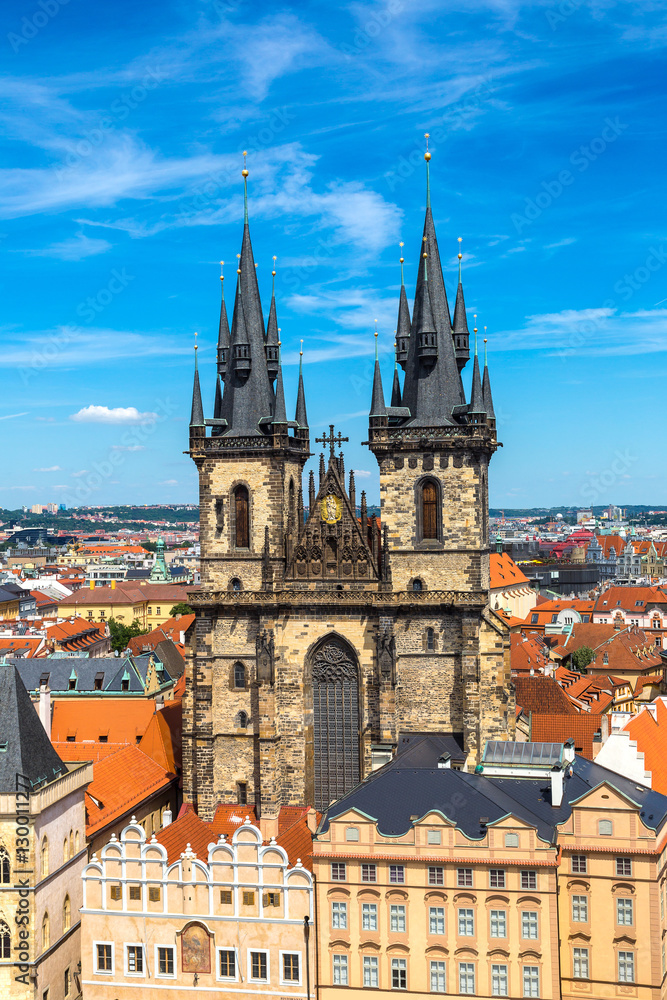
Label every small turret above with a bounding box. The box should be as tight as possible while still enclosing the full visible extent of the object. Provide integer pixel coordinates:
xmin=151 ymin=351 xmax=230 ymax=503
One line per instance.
xmin=217 ymin=262 xmax=230 ymax=380
xmin=295 ymin=339 xmax=309 ymax=443
xmin=416 ymin=252 xmax=438 ymax=365
xmin=369 ymin=326 xmax=387 ymax=427
xmin=453 ymin=238 xmax=470 ymax=372
xmin=395 ymin=243 xmax=411 ymax=369
xmin=482 ymin=333 xmax=496 ymax=426
xmin=189 ymin=335 xmax=205 ymax=446
xmin=265 ymin=256 xmax=280 ymax=381
xmin=469 ymin=321 xmax=485 ymax=419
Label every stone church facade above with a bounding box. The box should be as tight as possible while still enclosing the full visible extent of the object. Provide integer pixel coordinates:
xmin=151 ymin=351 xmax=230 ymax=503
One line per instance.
xmin=184 ymin=153 xmax=514 ymax=821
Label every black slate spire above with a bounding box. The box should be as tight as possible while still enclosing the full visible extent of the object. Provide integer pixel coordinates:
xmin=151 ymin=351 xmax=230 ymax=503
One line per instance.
xmin=453 ymin=241 xmax=471 ymax=373
xmin=469 ymin=326 xmax=485 ymax=416
xmin=0 ymin=661 xmax=66 ymax=793
xmin=370 ymin=330 xmax=386 ymax=418
xmin=217 ymin=266 xmax=230 ymax=380
xmin=482 ymin=334 xmax=496 ymax=423
xmin=395 ymin=245 xmax=411 ymax=369
xmin=190 ymin=338 xmax=204 ymax=428
xmin=211 ymin=374 xmax=223 ymax=436
xmin=390 ymin=359 xmax=402 ymax=407
xmin=295 ymin=341 xmax=308 ymax=430
xmin=273 ymin=349 xmax=287 ymax=424
xmin=265 ymin=257 xmax=280 ymax=382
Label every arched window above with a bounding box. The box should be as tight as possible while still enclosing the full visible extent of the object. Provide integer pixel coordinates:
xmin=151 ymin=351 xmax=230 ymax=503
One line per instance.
xmin=426 ymin=628 xmax=434 ymax=651
xmin=41 ymin=911 xmax=49 ymax=950
xmin=422 ymin=480 xmax=438 ymax=539
xmin=234 ymin=485 xmax=249 ymax=548
xmin=69 ymin=830 xmax=74 ymax=856
xmin=75 ymin=831 xmax=80 ymax=853
xmin=413 ymin=578 xmax=423 ymax=593
xmin=63 ymin=837 xmax=69 ymax=862
xmin=231 ymin=577 xmax=242 ymax=592
xmin=0 ymin=848 xmax=9 ymax=883
xmin=234 ymin=662 xmax=246 ymax=689
xmin=599 ymin=819 xmax=613 ymax=836
xmin=41 ymin=836 xmax=49 ymax=877
xmin=236 ymin=711 xmax=249 ymax=729
xmin=63 ymin=895 xmax=71 ymax=932
xmin=0 ymin=920 xmax=9 ymax=959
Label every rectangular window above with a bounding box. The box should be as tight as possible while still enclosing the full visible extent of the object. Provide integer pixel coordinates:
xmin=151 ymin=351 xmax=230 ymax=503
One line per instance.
xmin=109 ymin=885 xmax=121 ymax=901
xmin=428 ymin=866 xmax=444 ymax=885
xmin=430 ymin=960 xmax=446 ymax=993
xmin=618 ymin=952 xmax=635 ymax=984
xmin=362 ymin=863 xmax=377 ymax=883
xmin=283 ymin=954 xmax=300 ymax=983
xmin=523 ymin=966 xmax=540 ymax=997
xmin=219 ymin=950 xmax=236 ymax=979
xmin=363 ymin=956 xmax=379 ymax=988
xmin=362 ymin=902 xmax=377 ymax=931
xmin=459 ymin=962 xmax=475 ymax=995
xmin=331 ymin=862 xmax=346 ymax=881
xmin=492 ymin=963 xmax=508 ymax=997
xmin=332 ymin=901 xmax=347 ymax=930
xmin=427 ymin=829 xmax=441 ymax=845
xmin=458 ymin=908 xmax=474 ymax=936
xmin=571 ymin=855 xmax=587 ymax=874
xmin=129 ymin=884 xmax=141 ymax=901
xmin=389 ymin=865 xmax=405 ymax=884
xmin=250 ymin=952 xmax=268 ymax=982
xmin=263 ymin=891 xmax=280 ymax=907
xmin=572 ymin=895 xmax=588 ymax=922
xmin=521 ymin=870 xmax=537 ymax=890
xmin=148 ymin=886 xmax=161 ymax=903
xmin=457 ymin=867 xmax=473 ymax=887
xmin=521 ymin=911 xmax=538 ymax=939
xmin=157 ymin=947 xmax=174 ymax=976
xmin=490 ymin=868 xmax=506 ymax=888
xmin=242 ymin=890 xmax=255 ymax=906
xmin=96 ymin=944 xmax=112 ymax=973
xmin=573 ymin=948 xmax=589 ymax=979
xmin=617 ymin=898 xmax=634 ymax=926
xmin=390 ymin=904 xmax=406 ymax=932
xmin=490 ymin=909 xmax=507 ymax=938
xmin=220 ymin=889 xmax=232 ymax=905
xmin=127 ymin=945 xmax=143 ymax=974
xmin=64 ymin=969 xmax=70 ymax=998
xmin=333 ymin=955 xmax=348 ymax=986
xmin=616 ymin=857 xmax=632 ymax=877
xmin=346 ymin=827 xmax=359 ymax=841
xmin=391 ymin=958 xmax=407 ymax=990
xmin=429 ymin=906 xmax=445 ymax=935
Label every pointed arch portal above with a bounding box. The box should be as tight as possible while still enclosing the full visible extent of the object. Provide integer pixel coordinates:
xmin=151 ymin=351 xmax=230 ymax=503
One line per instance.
xmin=312 ymin=638 xmax=360 ymax=811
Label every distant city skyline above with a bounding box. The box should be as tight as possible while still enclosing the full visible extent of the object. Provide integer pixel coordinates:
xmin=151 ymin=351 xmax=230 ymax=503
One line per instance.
xmin=2 ymin=0 xmax=665 ymax=508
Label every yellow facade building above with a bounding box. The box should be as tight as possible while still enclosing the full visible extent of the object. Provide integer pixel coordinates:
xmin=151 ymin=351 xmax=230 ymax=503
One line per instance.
xmin=57 ymin=583 xmax=194 ymax=629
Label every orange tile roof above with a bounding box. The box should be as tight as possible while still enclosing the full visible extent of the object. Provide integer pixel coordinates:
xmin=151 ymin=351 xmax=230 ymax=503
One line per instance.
xmin=53 ymin=742 xmax=132 ymax=762
xmin=510 ymin=634 xmax=553 ymax=674
xmin=530 ymin=713 xmax=604 ymax=759
xmin=595 ymin=586 xmax=667 ymax=613
xmin=86 ymin=744 xmax=176 ymax=836
xmin=514 ymin=675 xmax=578 ymax=715
xmin=138 ymin=701 xmax=182 ymax=775
xmin=51 ymin=698 xmax=156 ymax=744
xmin=0 ymin=636 xmax=45 ymax=657
xmin=625 ymin=699 xmax=667 ymax=794
xmin=593 ymin=534 xmax=627 ymax=558
xmin=489 ymin=552 xmax=529 ymax=590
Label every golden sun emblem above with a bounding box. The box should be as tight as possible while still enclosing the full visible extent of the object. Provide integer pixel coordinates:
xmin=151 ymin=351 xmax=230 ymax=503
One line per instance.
xmin=320 ymin=493 xmax=342 ymax=525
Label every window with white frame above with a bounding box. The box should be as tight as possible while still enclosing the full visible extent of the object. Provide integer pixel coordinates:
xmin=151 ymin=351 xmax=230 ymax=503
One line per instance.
xmin=459 ymin=962 xmax=475 ymax=995
xmin=617 ymin=898 xmax=633 ymax=926
xmin=390 ymin=904 xmax=406 ymax=933
xmin=457 ymin=867 xmax=473 ymax=887
xmin=95 ymin=943 xmax=113 ymax=974
xmin=429 ymin=906 xmax=445 ymax=934
xmin=618 ymin=952 xmax=635 ymax=983
xmin=490 ymin=909 xmax=507 ymax=937
xmin=571 ymin=895 xmax=588 ymax=922
xmin=490 ymin=868 xmax=505 ymax=888
xmin=282 ymin=953 xmax=300 ymax=984
xmin=521 ymin=870 xmax=537 ymax=889
xmin=361 ymin=863 xmax=377 ymax=883
xmin=391 ymin=957 xmax=407 ymax=990
xmin=428 ymin=866 xmax=444 ymax=885
xmin=333 ymin=954 xmax=348 ymax=985
xmin=492 ymin=963 xmax=508 ymax=996
xmin=521 ymin=911 xmax=538 ymax=939
xmin=389 ymin=865 xmax=405 ymax=884
xmin=458 ymin=908 xmax=474 ymax=936
xmin=616 ymin=857 xmax=632 ymax=877
xmin=363 ymin=955 xmax=379 ymax=988
xmin=362 ymin=902 xmax=377 ymax=931
xmin=573 ymin=948 xmax=589 ymax=979
xmin=571 ymin=855 xmax=587 ymax=874
xmin=156 ymin=946 xmax=174 ymax=977
xmin=218 ymin=949 xmax=236 ymax=979
xmin=430 ymin=960 xmax=446 ymax=993
xmin=126 ymin=945 xmax=144 ymax=975
xmin=331 ymin=862 xmax=346 ymax=881
xmin=332 ymin=901 xmax=347 ymax=930
xmin=250 ymin=951 xmax=268 ymax=982
xmin=523 ymin=965 xmax=539 ymax=997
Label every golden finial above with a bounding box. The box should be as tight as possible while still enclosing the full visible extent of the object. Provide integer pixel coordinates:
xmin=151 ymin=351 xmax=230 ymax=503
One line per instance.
xmin=422 ymin=251 xmax=428 ymax=259
xmin=241 ymin=150 xmax=249 ymax=178
xmin=300 ymin=338 xmax=303 ymax=357
xmin=424 ymin=132 xmax=431 ymax=162
xmin=220 ymin=260 xmax=224 ymax=282
xmin=236 ymin=251 xmax=241 ymax=275
xmin=272 ymin=254 xmax=277 ymax=277
xmin=473 ymin=313 xmax=478 ymax=334
xmin=457 ymin=236 xmax=463 ymax=261
xmin=422 ymin=235 xmax=427 ymax=243
xmin=399 ymin=240 xmax=404 ymax=264
xmin=194 ymin=331 xmax=198 ymax=351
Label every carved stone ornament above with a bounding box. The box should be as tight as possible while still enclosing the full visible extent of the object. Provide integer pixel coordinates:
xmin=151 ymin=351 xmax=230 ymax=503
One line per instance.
xmin=256 ymin=629 xmax=275 ymax=685
xmin=320 ymin=493 xmax=343 ymax=524
xmin=377 ymin=627 xmax=396 ymax=685
xmin=312 ymin=639 xmax=357 ymax=683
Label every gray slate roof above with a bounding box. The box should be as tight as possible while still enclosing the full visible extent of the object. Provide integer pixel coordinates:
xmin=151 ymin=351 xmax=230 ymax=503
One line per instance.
xmin=0 ymin=662 xmax=66 ymax=793
xmin=11 ymin=651 xmax=174 ymax=694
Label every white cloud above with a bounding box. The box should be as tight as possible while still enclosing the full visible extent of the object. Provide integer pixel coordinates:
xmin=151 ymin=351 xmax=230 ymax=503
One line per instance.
xmin=21 ymin=232 xmax=112 ymax=261
xmin=71 ymin=470 xmax=89 ymax=477
xmin=495 ymin=306 xmax=667 ymax=358
xmin=352 ymin=469 xmax=372 ymax=478
xmin=0 ymin=411 xmax=29 ymax=420
xmin=111 ymin=444 xmax=145 ymax=452
xmin=33 ymin=465 xmax=61 ymax=472
xmin=69 ymin=405 xmax=158 ymax=425
xmin=0 ymin=328 xmax=191 ymax=369
xmin=159 ymin=479 xmax=178 ymax=485
xmin=544 ymin=237 xmax=577 ymax=249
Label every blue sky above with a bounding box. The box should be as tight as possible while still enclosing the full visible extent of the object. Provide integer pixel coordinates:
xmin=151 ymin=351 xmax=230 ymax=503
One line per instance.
xmin=2 ymin=0 xmax=666 ymax=510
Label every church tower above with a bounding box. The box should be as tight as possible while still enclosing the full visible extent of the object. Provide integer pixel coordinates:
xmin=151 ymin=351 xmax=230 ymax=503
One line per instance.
xmin=184 ymin=149 xmax=513 ymax=822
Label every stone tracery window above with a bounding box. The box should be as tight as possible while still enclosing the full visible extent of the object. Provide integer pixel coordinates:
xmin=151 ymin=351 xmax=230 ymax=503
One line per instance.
xmin=234 ymin=486 xmax=249 ymax=548
xmin=312 ymin=638 xmax=360 ymax=811
xmin=422 ymin=480 xmax=438 ymax=539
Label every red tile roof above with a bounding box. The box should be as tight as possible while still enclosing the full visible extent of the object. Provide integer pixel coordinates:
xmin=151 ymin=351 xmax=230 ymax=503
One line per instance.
xmin=489 ymin=552 xmax=529 ymax=590
xmin=138 ymin=701 xmax=182 ymax=776
xmin=86 ymin=744 xmax=176 ymax=836
xmin=510 ymin=634 xmax=554 ymax=675
xmin=51 ymin=698 xmax=156 ymax=744
xmin=529 ymin=713 xmax=604 ymax=759
xmin=514 ymin=675 xmax=578 ymax=715
xmin=624 ymin=699 xmax=667 ymax=794
xmin=595 ymin=586 xmax=667 ymax=613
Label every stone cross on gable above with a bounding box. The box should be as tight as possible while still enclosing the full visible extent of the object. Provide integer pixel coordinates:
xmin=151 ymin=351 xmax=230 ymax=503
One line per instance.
xmin=315 ymin=424 xmax=349 ymax=458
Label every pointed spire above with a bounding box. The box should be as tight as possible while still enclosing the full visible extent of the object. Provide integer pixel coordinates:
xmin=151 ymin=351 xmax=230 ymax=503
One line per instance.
xmin=424 ymin=133 xmax=431 ymax=209
xmin=242 ymin=150 xmax=249 ymax=224
xmin=319 ymin=452 xmax=326 ymax=487
xmin=295 ymin=339 xmax=308 ymax=429
xmin=370 ymin=323 xmax=386 ymax=418
xmin=453 ymin=237 xmax=471 ymax=373
xmin=211 ymin=374 xmax=223 ymax=436
xmin=190 ymin=333 xmax=204 ymax=427
xmin=469 ymin=320 xmax=485 ymax=415
xmin=391 ymin=342 xmax=402 ymax=407
xmin=349 ymin=469 xmax=356 ymax=512
xmin=265 ymin=256 xmax=280 ymax=381
xmin=396 ymin=242 xmax=411 ymax=369
xmin=273 ymin=342 xmax=287 ymax=424
xmin=360 ymin=490 xmax=368 ymax=541
xmin=482 ymin=331 xmax=496 ymax=422
xmin=217 ymin=261 xmax=230 ymax=379
xmin=309 ymin=469 xmax=316 ymax=511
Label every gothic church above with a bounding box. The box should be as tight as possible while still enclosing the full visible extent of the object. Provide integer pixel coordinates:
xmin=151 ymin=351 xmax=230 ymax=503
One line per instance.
xmin=184 ymin=150 xmax=514 ymax=821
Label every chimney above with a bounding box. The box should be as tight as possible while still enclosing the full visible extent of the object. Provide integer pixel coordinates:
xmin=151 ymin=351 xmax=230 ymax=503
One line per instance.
xmin=563 ymin=737 xmax=575 ymax=764
xmin=38 ymin=683 xmax=51 ymax=738
xmin=305 ymin=806 xmax=318 ymax=834
xmin=550 ymin=765 xmax=564 ymax=808
xmin=161 ymin=808 xmax=172 ymax=828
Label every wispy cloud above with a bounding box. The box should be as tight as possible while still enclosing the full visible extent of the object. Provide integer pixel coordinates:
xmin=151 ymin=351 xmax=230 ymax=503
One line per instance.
xmin=111 ymin=444 xmax=145 ymax=452
xmin=69 ymin=405 xmax=159 ymax=425
xmin=0 ymin=411 xmax=29 ymax=421
xmin=495 ymin=306 xmax=667 ymax=357
xmin=33 ymin=465 xmax=61 ymax=472
xmin=20 ymin=232 xmax=112 ymax=261
xmin=0 ymin=328 xmax=191 ymax=369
